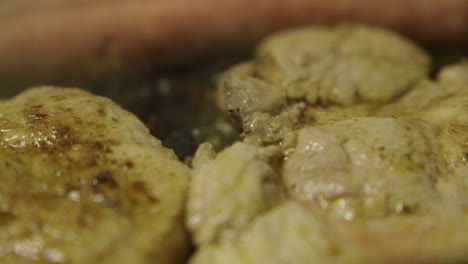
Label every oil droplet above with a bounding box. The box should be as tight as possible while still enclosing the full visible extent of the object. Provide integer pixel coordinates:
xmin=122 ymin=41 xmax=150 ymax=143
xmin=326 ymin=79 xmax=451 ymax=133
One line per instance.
xmin=68 ymin=191 xmax=80 ymax=203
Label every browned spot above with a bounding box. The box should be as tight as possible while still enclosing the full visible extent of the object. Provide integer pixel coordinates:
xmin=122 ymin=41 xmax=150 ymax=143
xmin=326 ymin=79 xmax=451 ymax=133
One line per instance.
xmin=29 ymin=113 xmax=48 ymax=120
xmin=93 ymin=171 xmax=118 ymax=188
xmin=97 ymin=108 xmax=106 ymax=116
xmin=0 ymin=211 xmax=16 ymax=225
xmin=93 ymin=142 xmax=105 ymax=150
xmin=397 ymin=203 xmax=413 ymax=214
xmin=124 ymin=160 xmax=135 ymax=169
xmin=131 ymin=181 xmax=159 ymax=203
xmin=56 ymin=125 xmax=72 ymax=138
xmin=73 ymin=116 xmax=83 ymax=125
xmin=327 ymin=243 xmax=340 ymax=256
xmin=31 ymin=104 xmax=44 ymax=109
xmin=92 ymin=141 xmax=113 ymax=153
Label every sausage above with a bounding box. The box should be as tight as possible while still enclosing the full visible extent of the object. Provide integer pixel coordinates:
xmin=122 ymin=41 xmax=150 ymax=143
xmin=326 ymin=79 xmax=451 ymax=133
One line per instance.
xmin=0 ymin=0 xmax=466 ymax=94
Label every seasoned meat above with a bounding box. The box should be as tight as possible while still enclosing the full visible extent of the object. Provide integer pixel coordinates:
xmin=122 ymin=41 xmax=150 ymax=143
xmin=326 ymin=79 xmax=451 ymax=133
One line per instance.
xmin=187 ymin=142 xmax=282 ymax=247
xmin=190 ymin=201 xmax=363 ymax=264
xmin=283 ymin=117 xmax=446 ymax=219
xmin=220 ymin=24 xmax=430 ymax=115
xmin=0 ymin=87 xmax=190 ymax=263
xmin=219 ymin=24 xmax=432 ymax=149
xmin=255 ymin=24 xmax=430 ymax=105
xmin=189 ymin=101 xmax=468 ymax=263
xmin=189 ymin=24 xmax=468 ymax=263
xmin=191 ymin=200 xmax=468 ymax=264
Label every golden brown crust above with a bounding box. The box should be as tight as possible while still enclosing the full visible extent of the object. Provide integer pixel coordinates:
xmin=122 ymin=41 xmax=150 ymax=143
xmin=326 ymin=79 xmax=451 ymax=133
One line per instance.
xmin=0 ymin=87 xmax=190 ymax=263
